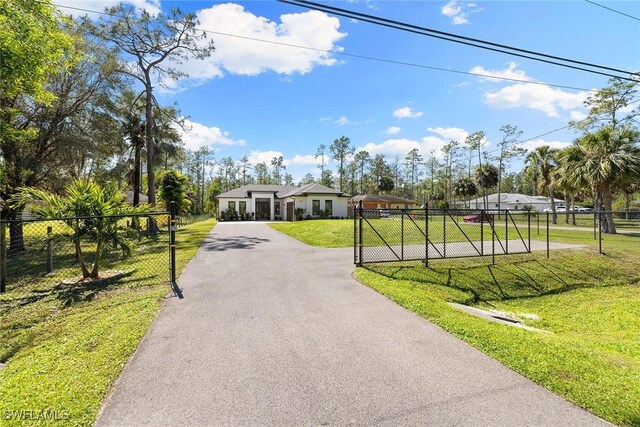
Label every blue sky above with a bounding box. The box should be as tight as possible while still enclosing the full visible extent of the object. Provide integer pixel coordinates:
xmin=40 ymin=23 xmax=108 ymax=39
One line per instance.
xmin=62 ymin=0 xmax=640 ymax=180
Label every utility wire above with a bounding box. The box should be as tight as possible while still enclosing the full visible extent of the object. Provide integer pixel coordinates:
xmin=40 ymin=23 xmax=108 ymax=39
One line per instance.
xmin=585 ymin=0 xmax=640 ymax=22
xmin=280 ymin=0 xmax=638 ymax=82
xmin=54 ymin=2 xmax=595 ymax=92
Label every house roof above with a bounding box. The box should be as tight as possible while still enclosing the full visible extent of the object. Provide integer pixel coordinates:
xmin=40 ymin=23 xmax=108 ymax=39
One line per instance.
xmin=217 ymin=185 xmax=298 ymax=199
xmin=124 ymin=191 xmax=149 ymax=204
xmin=350 ymin=194 xmax=417 ymax=204
xmin=216 ymin=184 xmax=349 ymax=199
xmin=279 ymin=183 xmax=349 ymax=198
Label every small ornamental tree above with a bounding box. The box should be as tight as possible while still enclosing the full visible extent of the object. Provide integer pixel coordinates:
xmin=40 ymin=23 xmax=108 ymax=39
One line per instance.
xmin=14 ymin=180 xmax=148 ymax=279
xmin=158 ymin=169 xmax=192 ymax=214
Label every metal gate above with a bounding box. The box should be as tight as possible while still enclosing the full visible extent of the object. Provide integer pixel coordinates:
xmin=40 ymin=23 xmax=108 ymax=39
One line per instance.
xmin=353 ymin=203 xmax=534 ymax=266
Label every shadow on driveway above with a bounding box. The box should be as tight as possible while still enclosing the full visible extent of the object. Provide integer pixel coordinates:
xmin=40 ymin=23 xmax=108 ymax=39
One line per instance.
xmin=201 ymin=235 xmax=270 ymax=252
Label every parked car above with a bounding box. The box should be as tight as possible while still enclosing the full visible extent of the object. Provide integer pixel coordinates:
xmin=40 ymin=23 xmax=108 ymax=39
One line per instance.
xmin=571 ymin=206 xmax=592 ymax=212
xmin=463 ymin=213 xmax=494 ymax=223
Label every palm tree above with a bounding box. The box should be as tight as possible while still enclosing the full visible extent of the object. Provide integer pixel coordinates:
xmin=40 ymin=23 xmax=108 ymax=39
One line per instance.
xmin=474 ymin=164 xmax=499 ymax=210
xmin=15 ymin=180 xmax=148 ymax=279
xmin=453 ymin=177 xmax=477 ymax=208
xmin=526 ymin=146 xmax=559 ymax=223
xmin=559 ymin=126 xmax=640 ymax=233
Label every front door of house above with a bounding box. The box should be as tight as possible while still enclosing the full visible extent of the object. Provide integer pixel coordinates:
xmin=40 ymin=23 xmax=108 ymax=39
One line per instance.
xmin=287 ymin=202 xmax=294 ymax=222
xmin=255 ymin=198 xmax=270 ymax=220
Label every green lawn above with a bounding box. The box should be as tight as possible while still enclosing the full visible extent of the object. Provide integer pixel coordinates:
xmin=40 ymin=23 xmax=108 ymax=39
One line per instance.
xmin=0 ymin=219 xmax=216 ymax=426
xmin=270 ymin=219 xmax=640 ymax=426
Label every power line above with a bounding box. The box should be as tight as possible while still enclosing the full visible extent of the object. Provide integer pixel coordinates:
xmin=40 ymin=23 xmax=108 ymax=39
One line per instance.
xmin=585 ymin=0 xmax=640 ymax=22
xmin=280 ymin=0 xmax=638 ymax=82
xmin=53 ymin=2 xmax=595 ymax=92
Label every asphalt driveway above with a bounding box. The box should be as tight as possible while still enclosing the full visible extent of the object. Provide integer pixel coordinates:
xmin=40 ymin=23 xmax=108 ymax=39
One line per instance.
xmin=97 ymin=222 xmax=606 ymax=426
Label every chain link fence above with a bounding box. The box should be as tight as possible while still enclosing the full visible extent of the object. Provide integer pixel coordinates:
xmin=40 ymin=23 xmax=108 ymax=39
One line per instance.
xmin=354 ymin=205 xmax=640 ymax=266
xmin=0 ymin=213 xmax=172 ymax=294
xmin=354 ymin=205 xmax=536 ymax=266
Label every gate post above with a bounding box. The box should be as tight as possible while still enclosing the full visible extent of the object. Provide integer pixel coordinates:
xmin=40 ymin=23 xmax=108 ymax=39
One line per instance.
xmin=358 ymin=200 xmax=363 ymax=266
xmin=353 ymin=204 xmax=357 ymax=265
xmin=505 ymin=210 xmax=509 ymax=254
xmin=546 ymin=212 xmax=550 ymax=259
xmin=401 ymin=209 xmax=404 ymax=261
xmin=480 ymin=210 xmax=484 ymax=256
xmin=424 ymin=204 xmax=429 ymax=268
xmin=169 ymin=203 xmax=177 ymax=286
xmin=527 ymin=211 xmax=531 ymax=252
xmin=598 ymin=210 xmax=603 ymax=254
xmin=442 ymin=208 xmax=446 ymax=258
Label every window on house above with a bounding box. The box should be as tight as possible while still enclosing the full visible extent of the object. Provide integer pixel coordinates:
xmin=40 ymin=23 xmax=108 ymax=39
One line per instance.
xmin=325 ymin=200 xmax=333 ymax=215
xmin=239 ymin=201 xmax=246 ymax=214
xmin=228 ymin=201 xmax=236 ymax=212
xmin=312 ymin=200 xmax=320 ymax=215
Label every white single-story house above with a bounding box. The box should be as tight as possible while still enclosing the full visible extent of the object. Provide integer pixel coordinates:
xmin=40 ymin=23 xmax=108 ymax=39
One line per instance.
xmin=216 ymin=183 xmax=350 ymax=221
xmin=456 ymin=193 xmax=565 ymax=211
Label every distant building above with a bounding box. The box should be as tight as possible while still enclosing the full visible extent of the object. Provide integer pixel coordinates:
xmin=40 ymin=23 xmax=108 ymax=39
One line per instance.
xmin=456 ymin=193 xmax=564 ymax=211
xmin=349 ymin=194 xmax=418 ymax=210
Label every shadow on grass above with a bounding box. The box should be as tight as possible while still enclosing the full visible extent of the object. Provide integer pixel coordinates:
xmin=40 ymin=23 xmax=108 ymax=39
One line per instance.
xmin=363 ymin=257 xmax=623 ymax=305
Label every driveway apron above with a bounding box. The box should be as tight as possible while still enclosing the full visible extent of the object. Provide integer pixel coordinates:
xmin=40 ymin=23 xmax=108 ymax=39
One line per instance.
xmin=97 ymin=222 xmax=607 ymax=426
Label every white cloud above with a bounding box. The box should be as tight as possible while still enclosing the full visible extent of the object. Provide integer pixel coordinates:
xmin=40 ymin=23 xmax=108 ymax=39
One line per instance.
xmin=484 ymin=83 xmax=588 ymax=117
xmin=358 ymin=138 xmax=422 ymax=157
xmin=60 ymin=0 xmax=161 ymax=17
xmin=355 ymin=127 xmax=472 ymax=159
xmin=173 ymin=118 xmax=245 ymax=151
xmin=469 ymin=62 xmax=532 ymax=83
xmin=520 ymin=139 xmax=572 ymax=152
xmin=427 ymin=127 xmax=469 ymax=142
xmin=334 ymin=116 xmax=353 ymax=125
xmin=569 ymin=110 xmax=588 ymax=121
xmin=441 ymin=0 xmax=482 ymax=25
xmin=385 ymin=126 xmax=401 ymax=135
xmin=287 ymin=154 xmax=317 ymax=165
xmin=318 ymin=117 xmax=333 ymax=122
xmin=393 ymin=106 xmax=423 ymax=119
xmin=247 ymin=150 xmax=283 ymax=165
xmin=161 ymin=4 xmax=347 ymax=91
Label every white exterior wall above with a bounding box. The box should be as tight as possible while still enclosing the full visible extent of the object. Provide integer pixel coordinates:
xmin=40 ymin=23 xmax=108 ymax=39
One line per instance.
xmin=295 ymin=194 xmax=348 ymax=218
xmin=219 ymin=198 xmax=251 ymax=214
xmin=250 ymin=192 xmax=275 ymax=220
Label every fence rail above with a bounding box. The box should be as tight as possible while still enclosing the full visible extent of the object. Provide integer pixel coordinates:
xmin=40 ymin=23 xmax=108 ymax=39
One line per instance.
xmin=0 ymin=212 xmax=175 ymax=294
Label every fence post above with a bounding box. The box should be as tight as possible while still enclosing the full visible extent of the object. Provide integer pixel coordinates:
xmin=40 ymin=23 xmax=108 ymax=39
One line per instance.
xmin=491 ymin=215 xmax=495 ymax=265
xmin=443 ymin=208 xmax=446 ymax=259
xmin=505 ymin=210 xmax=509 ymax=254
xmin=0 ymin=222 xmax=6 ymax=293
xmin=527 ymin=211 xmax=531 ymax=252
xmin=358 ymin=201 xmax=363 ymax=266
xmin=546 ymin=212 xmax=550 ymax=259
xmin=598 ymin=210 xmax=603 ymax=254
xmin=425 ymin=204 xmax=429 ymax=268
xmin=170 ymin=202 xmax=177 ymax=285
xmin=47 ymin=226 xmax=53 ymax=273
xmin=480 ymin=210 xmax=484 ymax=256
xmin=353 ymin=204 xmax=357 ymax=265
xmin=401 ymin=209 xmax=404 ymax=261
